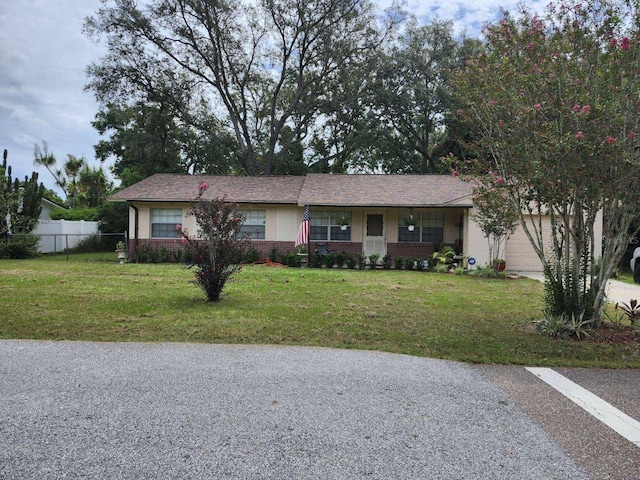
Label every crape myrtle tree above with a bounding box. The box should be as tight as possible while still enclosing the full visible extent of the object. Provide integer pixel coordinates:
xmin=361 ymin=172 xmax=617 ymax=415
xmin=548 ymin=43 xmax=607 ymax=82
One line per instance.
xmin=468 ymin=172 xmax=519 ymax=271
xmin=454 ymin=0 xmax=640 ymax=325
xmin=85 ymin=0 xmax=391 ymax=176
xmin=178 ymin=182 xmax=247 ymax=301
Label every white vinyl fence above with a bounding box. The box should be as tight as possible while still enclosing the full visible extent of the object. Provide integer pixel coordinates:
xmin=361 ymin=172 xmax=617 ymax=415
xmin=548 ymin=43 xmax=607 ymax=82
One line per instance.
xmin=33 ymin=219 xmax=100 ymax=253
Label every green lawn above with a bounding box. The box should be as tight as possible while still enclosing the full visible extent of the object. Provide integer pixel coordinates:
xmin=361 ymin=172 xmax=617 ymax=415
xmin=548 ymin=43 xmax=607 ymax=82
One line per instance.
xmin=1 ymin=255 xmax=638 ymax=368
xmin=614 ymin=271 xmax=636 ymax=285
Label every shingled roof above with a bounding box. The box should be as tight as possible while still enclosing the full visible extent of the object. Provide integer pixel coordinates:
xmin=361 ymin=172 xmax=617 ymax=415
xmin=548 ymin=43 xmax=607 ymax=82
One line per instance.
xmin=108 ymin=173 xmax=473 ymax=207
xmin=108 ymin=174 xmax=305 ymax=204
xmin=299 ymin=174 xmax=472 ymax=207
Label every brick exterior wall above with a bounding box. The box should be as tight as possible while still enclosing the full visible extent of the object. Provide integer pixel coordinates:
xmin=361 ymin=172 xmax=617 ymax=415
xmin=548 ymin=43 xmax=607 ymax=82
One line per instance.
xmin=387 ymin=242 xmax=437 ymax=259
xmin=251 ymin=241 xmax=296 ymax=259
xmin=313 ymin=242 xmax=363 ymax=256
xmin=129 ymin=238 xmax=300 ymax=262
xmin=129 ymin=238 xmax=447 ymax=262
xmin=130 ymin=238 xmax=185 ymax=262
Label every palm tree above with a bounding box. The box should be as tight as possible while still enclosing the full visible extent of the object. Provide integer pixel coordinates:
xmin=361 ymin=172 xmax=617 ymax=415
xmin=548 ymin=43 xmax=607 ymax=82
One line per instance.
xmin=33 ymin=141 xmax=66 ymax=196
xmin=64 ymin=155 xmax=85 ymax=208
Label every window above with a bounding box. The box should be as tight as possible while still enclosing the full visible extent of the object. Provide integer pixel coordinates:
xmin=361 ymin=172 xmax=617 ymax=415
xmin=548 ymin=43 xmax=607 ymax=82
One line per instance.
xmin=237 ymin=210 xmax=266 ymax=239
xmin=422 ymin=213 xmax=444 ymax=243
xmin=398 ymin=212 xmax=443 ymax=243
xmin=366 ymin=214 xmax=383 ymax=236
xmin=151 ymin=208 xmax=182 ymax=238
xmin=310 ymin=211 xmax=351 ymax=241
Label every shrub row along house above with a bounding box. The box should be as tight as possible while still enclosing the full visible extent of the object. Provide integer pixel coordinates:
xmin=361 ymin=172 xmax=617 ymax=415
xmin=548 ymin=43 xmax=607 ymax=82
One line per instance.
xmin=108 ymin=173 xmax=591 ymax=271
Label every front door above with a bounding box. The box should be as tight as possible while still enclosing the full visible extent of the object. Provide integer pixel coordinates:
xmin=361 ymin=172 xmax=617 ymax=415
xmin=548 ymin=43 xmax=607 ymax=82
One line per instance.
xmin=363 ymin=213 xmax=386 ymax=259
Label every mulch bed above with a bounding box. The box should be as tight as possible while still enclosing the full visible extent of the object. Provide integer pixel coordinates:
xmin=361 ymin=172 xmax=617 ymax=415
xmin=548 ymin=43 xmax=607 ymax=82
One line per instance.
xmin=253 ymin=259 xmax=286 ymax=267
xmin=585 ymin=323 xmax=639 ymax=346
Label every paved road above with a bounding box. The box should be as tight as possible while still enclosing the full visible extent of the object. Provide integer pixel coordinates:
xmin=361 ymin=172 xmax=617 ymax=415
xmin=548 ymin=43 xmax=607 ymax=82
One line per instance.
xmin=1 ymin=341 xmax=638 ymax=479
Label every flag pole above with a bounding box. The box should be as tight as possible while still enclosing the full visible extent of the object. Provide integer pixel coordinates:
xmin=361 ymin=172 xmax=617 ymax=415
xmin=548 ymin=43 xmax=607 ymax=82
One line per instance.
xmin=295 ymin=203 xmax=311 ymax=267
xmin=306 ymin=205 xmax=311 ymax=268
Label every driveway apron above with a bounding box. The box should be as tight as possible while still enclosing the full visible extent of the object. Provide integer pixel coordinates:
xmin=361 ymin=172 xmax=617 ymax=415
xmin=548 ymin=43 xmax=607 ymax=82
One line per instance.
xmin=474 ymin=365 xmax=640 ymax=480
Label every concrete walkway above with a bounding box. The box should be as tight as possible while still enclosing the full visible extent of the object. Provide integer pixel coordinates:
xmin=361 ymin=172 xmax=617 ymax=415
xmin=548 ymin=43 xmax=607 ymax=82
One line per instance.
xmin=513 ymin=271 xmax=640 ymax=305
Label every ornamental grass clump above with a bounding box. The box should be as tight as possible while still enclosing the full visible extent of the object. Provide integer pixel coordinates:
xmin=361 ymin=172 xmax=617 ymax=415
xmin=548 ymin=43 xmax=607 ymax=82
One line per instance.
xmin=178 ymin=183 xmax=247 ymax=301
xmin=617 ymin=299 xmax=640 ymax=339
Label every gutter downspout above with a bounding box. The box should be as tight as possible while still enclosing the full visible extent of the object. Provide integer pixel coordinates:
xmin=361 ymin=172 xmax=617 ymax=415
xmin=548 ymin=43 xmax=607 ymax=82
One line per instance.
xmin=130 ymin=202 xmax=139 ymax=262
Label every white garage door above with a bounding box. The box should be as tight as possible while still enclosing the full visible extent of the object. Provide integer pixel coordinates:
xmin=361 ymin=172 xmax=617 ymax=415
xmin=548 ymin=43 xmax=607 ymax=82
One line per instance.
xmin=504 ymin=216 xmax=552 ymax=272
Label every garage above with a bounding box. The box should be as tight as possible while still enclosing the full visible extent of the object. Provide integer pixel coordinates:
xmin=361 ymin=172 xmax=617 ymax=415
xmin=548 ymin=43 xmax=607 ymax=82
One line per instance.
xmin=504 ymin=215 xmax=553 ymax=272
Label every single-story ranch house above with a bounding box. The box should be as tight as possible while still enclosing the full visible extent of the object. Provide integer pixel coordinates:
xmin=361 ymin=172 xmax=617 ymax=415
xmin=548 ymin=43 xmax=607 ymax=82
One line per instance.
xmin=108 ymin=173 xmax=600 ymax=271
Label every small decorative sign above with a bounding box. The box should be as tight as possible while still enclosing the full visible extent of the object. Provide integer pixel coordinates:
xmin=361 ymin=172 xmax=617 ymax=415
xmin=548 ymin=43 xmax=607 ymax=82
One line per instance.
xmin=468 ymin=257 xmax=476 ymax=266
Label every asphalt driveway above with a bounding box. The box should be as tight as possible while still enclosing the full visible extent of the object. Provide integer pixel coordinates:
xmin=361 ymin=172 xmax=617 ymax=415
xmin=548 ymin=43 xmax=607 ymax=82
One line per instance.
xmin=0 ymin=340 xmax=608 ymax=479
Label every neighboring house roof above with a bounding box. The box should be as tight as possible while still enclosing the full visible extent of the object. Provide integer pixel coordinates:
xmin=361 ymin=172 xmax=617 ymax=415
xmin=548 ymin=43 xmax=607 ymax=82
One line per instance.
xmin=108 ymin=173 xmax=473 ymax=207
xmin=40 ymin=197 xmax=66 ymax=221
xmin=42 ymin=197 xmax=66 ymax=210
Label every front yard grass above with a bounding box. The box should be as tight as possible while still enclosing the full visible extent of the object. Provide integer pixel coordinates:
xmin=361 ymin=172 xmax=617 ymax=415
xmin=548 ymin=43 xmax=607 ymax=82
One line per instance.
xmin=614 ymin=271 xmax=636 ymax=285
xmin=1 ymin=256 xmax=638 ymax=368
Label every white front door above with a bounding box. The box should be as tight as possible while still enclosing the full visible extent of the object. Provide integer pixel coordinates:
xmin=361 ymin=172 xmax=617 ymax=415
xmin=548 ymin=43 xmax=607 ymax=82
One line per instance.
xmin=363 ymin=213 xmax=386 ymax=259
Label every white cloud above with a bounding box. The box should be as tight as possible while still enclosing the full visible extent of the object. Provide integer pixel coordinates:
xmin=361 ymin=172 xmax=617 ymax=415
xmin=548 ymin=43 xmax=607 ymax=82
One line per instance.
xmin=0 ymin=0 xmax=105 ymax=192
xmin=382 ymin=0 xmax=548 ymax=36
xmin=0 ymin=0 xmax=548 ymax=194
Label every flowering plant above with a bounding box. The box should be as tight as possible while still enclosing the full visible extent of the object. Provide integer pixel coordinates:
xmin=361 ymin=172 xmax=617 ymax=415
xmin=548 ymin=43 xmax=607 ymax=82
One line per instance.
xmin=177 ymin=184 xmax=247 ymax=301
xmin=453 ymin=0 xmax=640 ymax=326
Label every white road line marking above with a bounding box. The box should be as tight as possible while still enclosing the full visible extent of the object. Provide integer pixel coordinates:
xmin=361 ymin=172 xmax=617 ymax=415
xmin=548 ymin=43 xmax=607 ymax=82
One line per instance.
xmin=525 ymin=367 xmax=640 ymax=448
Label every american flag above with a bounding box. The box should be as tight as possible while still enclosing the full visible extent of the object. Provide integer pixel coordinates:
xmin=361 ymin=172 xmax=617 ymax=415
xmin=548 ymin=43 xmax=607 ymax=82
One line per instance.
xmin=295 ymin=204 xmax=310 ymax=247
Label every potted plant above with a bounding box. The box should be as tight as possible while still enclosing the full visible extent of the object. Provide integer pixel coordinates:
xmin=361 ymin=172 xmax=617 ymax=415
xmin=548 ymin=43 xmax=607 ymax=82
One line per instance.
xmin=337 ymin=214 xmax=350 ymax=230
xmin=115 ymin=241 xmax=127 ymax=264
xmin=493 ymin=258 xmax=506 ymax=272
xmin=404 ymin=214 xmax=417 ymax=231
xmin=432 ymin=245 xmax=455 ymax=266
xmin=324 ymin=253 xmax=336 ymax=268
xmin=404 ymin=257 xmax=415 ymax=270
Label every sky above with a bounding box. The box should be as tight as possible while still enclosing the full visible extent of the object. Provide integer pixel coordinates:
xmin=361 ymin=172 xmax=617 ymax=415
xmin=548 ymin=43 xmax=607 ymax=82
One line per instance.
xmin=0 ymin=0 xmax=546 ymax=197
